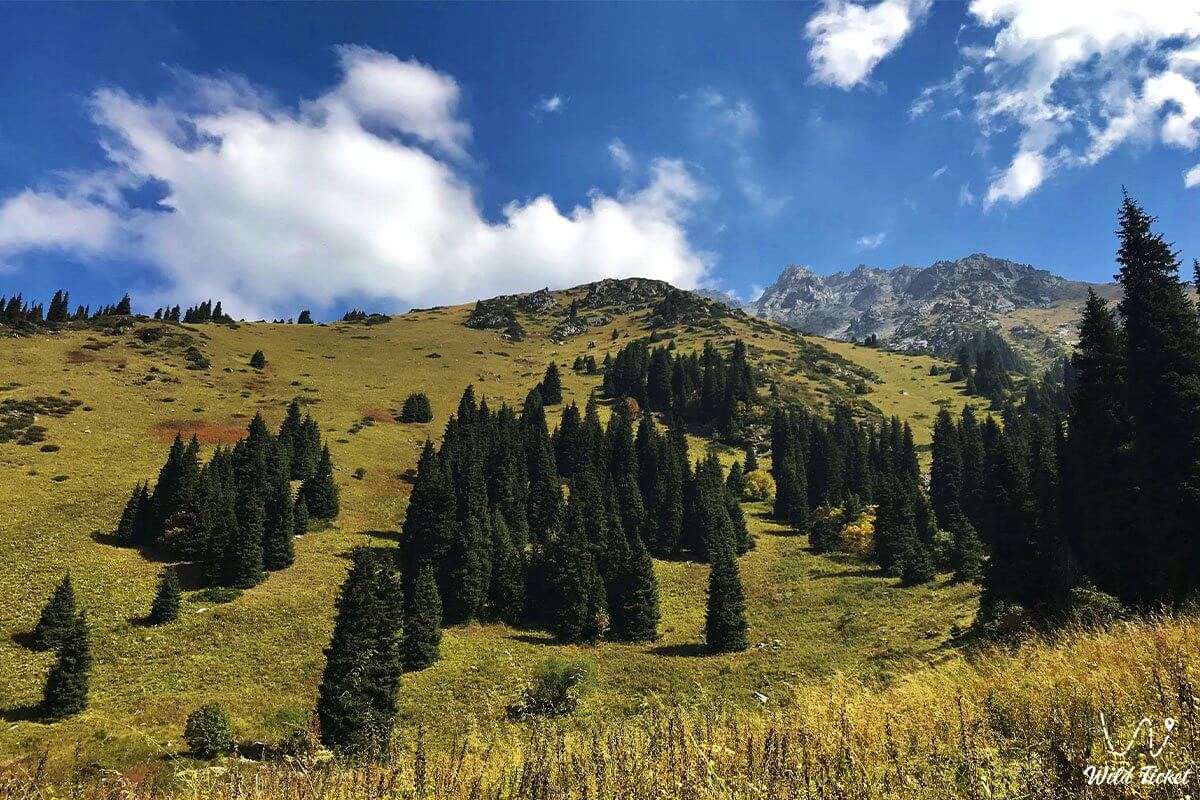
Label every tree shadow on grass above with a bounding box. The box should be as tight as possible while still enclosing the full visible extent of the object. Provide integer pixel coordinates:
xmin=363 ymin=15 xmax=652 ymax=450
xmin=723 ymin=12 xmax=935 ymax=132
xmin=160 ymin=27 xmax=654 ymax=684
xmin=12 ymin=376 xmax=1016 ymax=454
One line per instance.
xmin=647 ymin=642 xmax=709 ymax=658
xmin=507 ymin=632 xmax=560 ymax=647
xmin=88 ymin=531 xmax=180 ymax=564
xmin=9 ymin=630 xmax=39 ymax=650
xmin=357 ymin=529 xmax=402 ymax=544
xmin=809 ymin=566 xmax=883 ymax=579
xmin=0 ymin=704 xmax=42 ymax=724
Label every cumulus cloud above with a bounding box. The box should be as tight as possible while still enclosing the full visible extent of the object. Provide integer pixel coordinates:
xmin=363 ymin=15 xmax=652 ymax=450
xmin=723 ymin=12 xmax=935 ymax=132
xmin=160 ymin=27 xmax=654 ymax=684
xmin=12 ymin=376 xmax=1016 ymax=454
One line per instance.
xmin=0 ymin=48 xmax=711 ymax=317
xmin=806 ymin=0 xmax=932 ymax=89
xmin=855 ymin=231 xmax=887 ymax=249
xmin=916 ymin=1 xmax=1200 ymax=206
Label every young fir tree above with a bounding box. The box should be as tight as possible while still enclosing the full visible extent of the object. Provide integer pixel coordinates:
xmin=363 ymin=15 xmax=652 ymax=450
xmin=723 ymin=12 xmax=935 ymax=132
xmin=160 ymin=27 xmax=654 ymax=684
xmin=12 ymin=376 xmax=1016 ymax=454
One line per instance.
xmin=262 ymin=472 xmax=296 ymax=571
xmin=399 ymin=393 xmax=434 ymax=423
xmin=41 ymin=609 xmax=91 ymax=720
xmin=547 ymin=494 xmax=606 ymax=643
xmin=32 ymin=574 xmax=78 ymax=651
xmin=705 ymin=542 xmax=748 ymax=653
xmin=293 ymin=494 xmax=310 ymax=536
xmin=609 ymin=532 xmax=660 ymax=642
xmin=539 ymin=362 xmax=563 ymax=405
xmin=442 ymin=462 xmax=492 ymax=624
xmin=523 ymin=389 xmax=563 ymax=542
xmin=725 ymin=461 xmax=746 ymax=500
xmin=901 ymin=540 xmax=936 ymax=585
xmin=401 ymin=564 xmax=442 ymax=671
xmin=249 ymin=350 xmax=266 ymax=369
xmin=488 ymin=510 xmax=525 ymax=624
xmin=148 ymin=569 xmax=182 ymax=624
xmin=301 ymin=445 xmax=340 ymax=520
xmin=743 ymin=444 xmax=758 ymax=473
xmin=316 ymin=550 xmax=404 ymax=757
xmin=225 ymin=487 xmax=265 ymax=589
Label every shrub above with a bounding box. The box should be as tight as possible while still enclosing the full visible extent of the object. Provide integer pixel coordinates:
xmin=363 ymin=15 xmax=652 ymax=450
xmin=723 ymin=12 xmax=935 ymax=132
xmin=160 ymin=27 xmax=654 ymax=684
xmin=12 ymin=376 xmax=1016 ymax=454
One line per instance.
xmin=184 ymin=702 xmax=234 ymax=759
xmin=743 ymin=470 xmax=775 ymax=502
xmin=196 ymin=586 xmax=242 ymax=604
xmin=1067 ymin=583 xmax=1124 ymax=628
xmin=508 ymin=657 xmax=594 ymax=719
xmin=839 ymin=507 xmax=876 ymax=556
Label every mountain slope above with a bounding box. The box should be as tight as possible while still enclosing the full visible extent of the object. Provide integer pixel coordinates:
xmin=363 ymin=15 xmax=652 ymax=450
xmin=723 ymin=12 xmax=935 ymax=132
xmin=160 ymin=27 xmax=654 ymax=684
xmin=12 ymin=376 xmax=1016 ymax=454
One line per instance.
xmin=753 ymin=253 xmax=1109 ymax=362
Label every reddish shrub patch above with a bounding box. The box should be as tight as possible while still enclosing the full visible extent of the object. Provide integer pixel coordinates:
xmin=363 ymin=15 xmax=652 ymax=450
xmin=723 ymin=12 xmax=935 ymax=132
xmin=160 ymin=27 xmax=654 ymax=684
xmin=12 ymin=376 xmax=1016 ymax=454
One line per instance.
xmin=152 ymin=419 xmax=248 ymax=444
xmin=362 ymin=407 xmax=398 ymax=423
xmin=65 ymin=350 xmax=96 ymax=365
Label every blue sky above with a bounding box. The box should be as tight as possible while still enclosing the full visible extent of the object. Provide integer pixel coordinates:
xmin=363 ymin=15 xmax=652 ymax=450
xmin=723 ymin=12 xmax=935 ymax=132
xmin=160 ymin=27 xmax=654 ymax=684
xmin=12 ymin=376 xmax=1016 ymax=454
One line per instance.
xmin=2 ymin=2 xmax=1199 ymax=318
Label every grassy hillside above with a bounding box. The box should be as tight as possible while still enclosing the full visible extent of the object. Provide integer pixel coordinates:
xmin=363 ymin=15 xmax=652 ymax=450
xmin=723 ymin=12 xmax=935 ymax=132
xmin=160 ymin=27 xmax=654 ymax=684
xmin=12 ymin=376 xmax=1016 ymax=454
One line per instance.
xmin=0 ymin=286 xmax=977 ymax=777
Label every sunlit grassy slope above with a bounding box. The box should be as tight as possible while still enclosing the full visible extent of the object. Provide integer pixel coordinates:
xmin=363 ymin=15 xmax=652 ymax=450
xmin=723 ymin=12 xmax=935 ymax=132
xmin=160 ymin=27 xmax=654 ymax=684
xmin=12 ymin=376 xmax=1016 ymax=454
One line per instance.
xmin=0 ymin=287 xmax=977 ymax=774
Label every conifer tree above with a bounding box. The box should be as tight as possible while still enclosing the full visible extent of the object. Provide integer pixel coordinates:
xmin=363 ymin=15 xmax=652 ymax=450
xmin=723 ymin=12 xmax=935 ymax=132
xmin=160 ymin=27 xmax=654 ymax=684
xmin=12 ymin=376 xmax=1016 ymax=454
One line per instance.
xmin=262 ymin=473 xmax=296 ymax=571
xmin=929 ymin=410 xmax=964 ymax=525
xmin=227 ymin=488 xmax=265 ymax=588
xmin=705 ymin=543 xmax=748 ymax=653
xmin=725 ymin=461 xmax=746 ymax=500
xmin=743 ymin=444 xmax=758 ymax=473
xmin=442 ymin=462 xmax=491 ymax=624
xmin=546 ymin=495 xmax=606 ymax=643
xmin=249 ymin=350 xmax=266 ymax=369
xmin=148 ymin=569 xmax=182 ymax=625
xmin=401 ymin=564 xmax=442 ymax=671
xmin=33 ymin=574 xmax=78 ymax=651
xmin=488 ymin=510 xmax=525 ymax=624
xmin=609 ymin=532 xmax=659 ymax=641
xmin=901 ymin=541 xmax=936 ymax=585
xmin=523 ymin=389 xmax=562 ymax=541
xmin=316 ymin=550 xmax=404 ymax=757
xmin=399 ymin=393 xmax=434 ymax=423
xmin=951 ymin=519 xmax=986 ymax=584
xmin=539 ymin=362 xmax=563 ymax=405
xmin=293 ymin=494 xmax=310 ymax=536
xmin=301 ymin=445 xmax=340 ymax=520
xmin=41 ymin=609 xmax=91 ymax=720
xmin=114 ymin=484 xmax=146 ymax=545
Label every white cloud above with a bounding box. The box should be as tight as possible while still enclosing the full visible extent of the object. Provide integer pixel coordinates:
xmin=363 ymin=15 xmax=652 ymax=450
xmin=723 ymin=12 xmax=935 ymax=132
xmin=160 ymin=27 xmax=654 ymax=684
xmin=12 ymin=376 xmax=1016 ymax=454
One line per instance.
xmin=923 ymin=1 xmax=1200 ymax=206
xmin=1187 ymin=162 xmax=1200 ymax=188
xmin=535 ymin=95 xmax=566 ymax=114
xmin=806 ymin=0 xmax=933 ymax=89
xmin=0 ymin=48 xmax=711 ymax=317
xmin=692 ymin=92 xmax=790 ymax=216
xmin=608 ymin=138 xmax=635 ymax=172
xmin=930 ymin=165 xmax=948 ymax=179
xmin=958 ymin=182 xmax=976 ymax=206
xmin=855 ymin=231 xmax=887 ymax=249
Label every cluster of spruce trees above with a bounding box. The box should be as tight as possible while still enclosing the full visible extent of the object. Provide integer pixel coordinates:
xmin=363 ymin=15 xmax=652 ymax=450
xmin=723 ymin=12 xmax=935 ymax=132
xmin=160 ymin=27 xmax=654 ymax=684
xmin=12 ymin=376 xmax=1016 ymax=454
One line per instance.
xmin=931 ymin=196 xmax=1200 ymax=622
xmin=151 ymin=299 xmax=233 ymax=323
xmin=114 ymin=400 xmax=339 ymax=589
xmin=768 ymin=404 xmax=969 ymax=584
xmin=602 ymin=338 xmax=756 ymax=434
xmin=950 ymin=330 xmax=1022 ymax=404
xmin=0 ymin=290 xmax=131 ymax=327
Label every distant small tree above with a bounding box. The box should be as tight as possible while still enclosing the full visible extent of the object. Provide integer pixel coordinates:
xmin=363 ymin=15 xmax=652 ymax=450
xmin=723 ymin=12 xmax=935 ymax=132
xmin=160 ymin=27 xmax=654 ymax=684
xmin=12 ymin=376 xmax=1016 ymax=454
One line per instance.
xmin=401 ymin=565 xmax=442 ymax=671
xmin=148 ymin=569 xmax=182 ymax=625
xmin=540 ymin=362 xmax=563 ymax=405
xmin=297 ymin=310 xmax=313 ymax=324
xmin=33 ymin=574 xmax=78 ymax=651
xmin=743 ymin=445 xmax=758 ymax=473
xmin=399 ymin=393 xmax=434 ymax=423
xmin=249 ymin=350 xmax=266 ymax=369
xmin=41 ymin=610 xmax=91 ymax=720
xmin=301 ymin=446 xmax=340 ymax=520
xmin=184 ymin=702 xmax=234 ymax=759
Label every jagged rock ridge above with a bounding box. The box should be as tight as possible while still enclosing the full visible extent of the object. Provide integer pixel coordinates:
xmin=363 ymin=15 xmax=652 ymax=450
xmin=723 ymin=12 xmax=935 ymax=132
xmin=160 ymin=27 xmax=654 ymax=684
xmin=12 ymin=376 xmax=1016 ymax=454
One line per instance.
xmin=752 ymin=253 xmax=1096 ymax=355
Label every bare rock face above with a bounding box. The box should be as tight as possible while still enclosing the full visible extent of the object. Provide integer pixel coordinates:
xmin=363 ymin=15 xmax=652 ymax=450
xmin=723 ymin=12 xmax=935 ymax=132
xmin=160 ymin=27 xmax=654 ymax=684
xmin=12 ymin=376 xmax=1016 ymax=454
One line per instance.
xmin=753 ymin=253 xmax=1096 ymax=354
xmin=516 ymin=288 xmax=558 ymax=314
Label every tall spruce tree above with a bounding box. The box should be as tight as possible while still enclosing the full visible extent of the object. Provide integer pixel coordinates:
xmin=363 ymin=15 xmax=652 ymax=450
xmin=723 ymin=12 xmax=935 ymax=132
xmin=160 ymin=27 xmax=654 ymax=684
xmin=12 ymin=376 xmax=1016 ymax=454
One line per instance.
xmin=301 ymin=445 xmax=340 ymax=520
xmin=546 ymin=494 xmax=606 ymax=643
xmin=609 ymin=532 xmax=660 ymax=642
xmin=705 ymin=542 xmax=748 ymax=653
xmin=488 ymin=510 xmax=525 ymax=624
xmin=316 ymin=550 xmax=404 ymax=757
xmin=41 ymin=609 xmax=91 ymax=720
xmin=539 ymin=362 xmax=563 ymax=405
xmin=401 ymin=564 xmax=442 ymax=671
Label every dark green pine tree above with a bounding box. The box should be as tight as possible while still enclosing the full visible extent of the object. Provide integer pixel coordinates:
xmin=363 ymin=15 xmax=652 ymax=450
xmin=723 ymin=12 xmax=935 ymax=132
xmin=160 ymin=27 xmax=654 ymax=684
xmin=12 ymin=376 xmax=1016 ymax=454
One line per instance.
xmin=250 ymin=350 xmax=266 ymax=368
xmin=546 ymin=494 xmax=606 ymax=643
xmin=873 ymin=479 xmax=917 ymax=578
xmin=226 ymin=487 xmax=265 ymax=589
xmin=951 ymin=518 xmax=986 ymax=584
xmin=725 ymin=461 xmax=746 ymax=500
xmin=442 ymin=462 xmax=492 ymax=624
xmin=293 ymin=494 xmax=310 ymax=536
xmin=523 ymin=389 xmax=563 ymax=542
xmin=399 ymin=393 xmax=434 ymax=423
xmin=929 ymin=410 xmax=964 ymax=526
xmin=115 ymin=483 xmax=146 ymax=544
xmin=401 ymin=564 xmax=442 ymax=671
xmin=539 ymin=362 xmax=563 ymax=405
xmin=609 ymin=532 xmax=659 ymax=642
xmin=488 ymin=510 xmax=525 ymax=624
xmin=262 ymin=463 xmax=296 ymax=571
xmin=301 ymin=445 xmax=340 ymax=520
xmin=1113 ymin=194 xmax=1200 ymax=603
xmin=399 ymin=441 xmax=455 ymax=590
xmin=705 ymin=542 xmax=748 ymax=653
xmin=203 ymin=474 xmax=240 ymax=588
xmin=901 ymin=540 xmax=936 ymax=586
xmin=32 ymin=574 xmax=78 ymax=651
xmin=41 ymin=609 xmax=91 ymax=720
xmin=148 ymin=569 xmax=182 ymax=624
xmin=316 ymin=550 xmax=404 ymax=757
